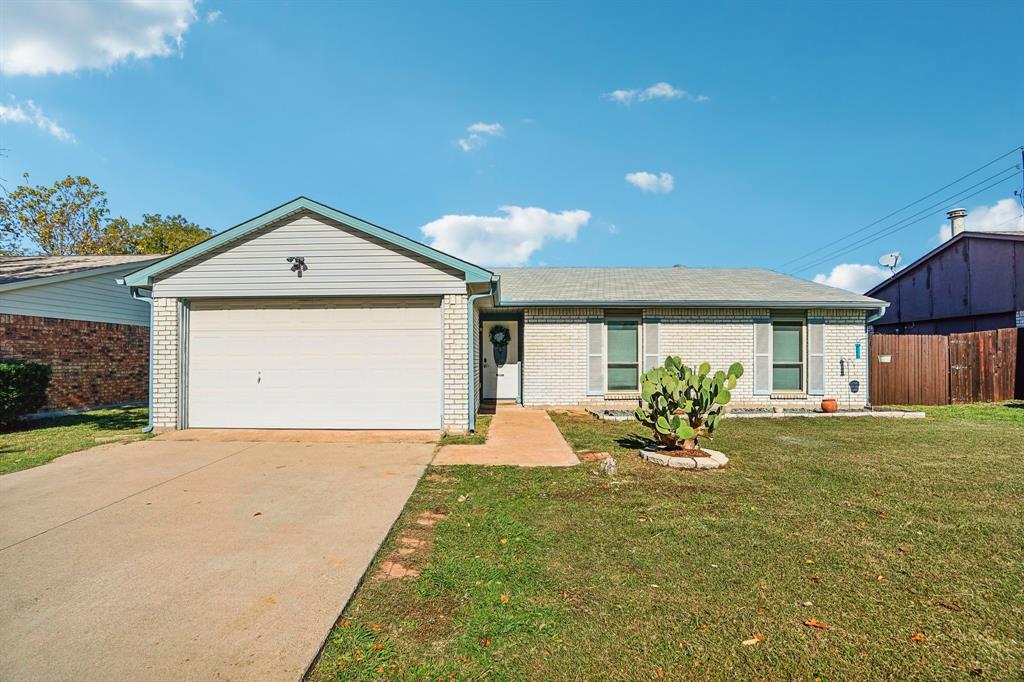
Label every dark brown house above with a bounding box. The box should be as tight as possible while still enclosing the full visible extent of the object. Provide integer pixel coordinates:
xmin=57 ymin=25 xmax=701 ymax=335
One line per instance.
xmin=866 ymin=222 xmax=1024 ymax=334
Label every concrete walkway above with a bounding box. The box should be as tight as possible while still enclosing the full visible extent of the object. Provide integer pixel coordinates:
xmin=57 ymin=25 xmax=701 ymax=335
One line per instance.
xmin=0 ymin=438 xmax=432 ymax=681
xmin=433 ymin=406 xmax=579 ymax=466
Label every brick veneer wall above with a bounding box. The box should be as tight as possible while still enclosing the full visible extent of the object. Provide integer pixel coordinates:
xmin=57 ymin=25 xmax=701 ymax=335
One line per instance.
xmin=0 ymin=313 xmax=148 ymax=411
xmin=151 ymin=297 xmax=179 ymax=429
xmin=521 ymin=307 xmax=870 ymax=409
xmin=442 ymin=293 xmax=469 ymax=433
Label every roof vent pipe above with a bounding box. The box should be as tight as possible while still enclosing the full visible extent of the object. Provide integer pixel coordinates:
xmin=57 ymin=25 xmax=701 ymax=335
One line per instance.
xmin=947 ymin=208 xmax=967 ymax=237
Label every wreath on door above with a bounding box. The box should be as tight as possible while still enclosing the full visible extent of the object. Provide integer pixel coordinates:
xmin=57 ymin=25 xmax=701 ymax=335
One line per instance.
xmin=489 ymin=324 xmax=512 ymax=348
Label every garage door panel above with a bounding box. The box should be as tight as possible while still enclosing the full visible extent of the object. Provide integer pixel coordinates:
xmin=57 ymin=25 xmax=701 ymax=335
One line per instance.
xmin=186 ymin=299 xmax=442 ymax=429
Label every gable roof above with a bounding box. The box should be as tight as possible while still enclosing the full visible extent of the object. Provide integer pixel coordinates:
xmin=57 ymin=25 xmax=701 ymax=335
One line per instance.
xmin=0 ymin=255 xmax=162 ymax=292
xmin=865 ymin=230 xmax=1024 ymax=296
xmin=121 ymin=196 xmax=494 ymax=287
xmin=494 ymin=267 xmax=886 ymax=309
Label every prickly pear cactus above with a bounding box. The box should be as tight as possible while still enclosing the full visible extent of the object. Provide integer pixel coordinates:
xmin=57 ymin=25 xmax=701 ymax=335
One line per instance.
xmin=633 ymin=357 xmax=744 ymax=450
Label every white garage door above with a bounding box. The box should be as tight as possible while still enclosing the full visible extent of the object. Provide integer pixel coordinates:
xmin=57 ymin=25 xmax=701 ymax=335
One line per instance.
xmin=186 ymin=299 xmax=442 ymax=429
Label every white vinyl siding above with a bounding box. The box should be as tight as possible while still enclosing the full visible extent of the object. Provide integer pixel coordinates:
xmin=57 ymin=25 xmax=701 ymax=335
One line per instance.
xmin=807 ymin=319 xmax=825 ymax=395
xmin=153 ymin=211 xmax=466 ymax=298
xmin=643 ymin=319 xmax=660 ymax=371
xmin=586 ymin=318 xmax=605 ymax=395
xmin=0 ymin=266 xmax=151 ymax=325
xmin=185 ymin=298 xmax=442 ymax=429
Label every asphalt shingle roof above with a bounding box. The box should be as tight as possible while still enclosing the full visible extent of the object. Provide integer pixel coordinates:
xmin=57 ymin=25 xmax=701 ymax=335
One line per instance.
xmin=494 ymin=267 xmax=885 ymax=308
xmin=0 ymin=255 xmax=162 ymax=285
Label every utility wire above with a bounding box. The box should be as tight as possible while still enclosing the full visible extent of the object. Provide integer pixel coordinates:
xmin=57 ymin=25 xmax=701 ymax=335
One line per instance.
xmin=791 ymin=172 xmax=1019 ymax=274
xmin=778 ymin=145 xmax=1024 ymax=269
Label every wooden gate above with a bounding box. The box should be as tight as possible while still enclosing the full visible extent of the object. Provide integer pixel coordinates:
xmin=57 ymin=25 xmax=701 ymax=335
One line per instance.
xmin=869 ymin=334 xmax=949 ymax=405
xmin=949 ymin=328 xmax=1020 ymax=402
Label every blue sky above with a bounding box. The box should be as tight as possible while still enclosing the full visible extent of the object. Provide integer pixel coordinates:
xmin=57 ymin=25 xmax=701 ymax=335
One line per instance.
xmin=2 ymin=0 xmax=1022 ymax=292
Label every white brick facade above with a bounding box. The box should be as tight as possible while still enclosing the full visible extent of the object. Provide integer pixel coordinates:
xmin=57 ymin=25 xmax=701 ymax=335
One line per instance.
xmin=151 ymin=297 xmax=180 ymax=429
xmin=521 ymin=306 xmax=870 ymax=409
xmin=442 ymin=293 xmax=470 ymax=432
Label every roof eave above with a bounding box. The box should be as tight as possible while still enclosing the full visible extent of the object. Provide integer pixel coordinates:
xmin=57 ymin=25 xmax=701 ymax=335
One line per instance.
xmin=497 ymin=299 xmax=887 ymax=309
xmin=0 ymin=259 xmax=163 ymax=293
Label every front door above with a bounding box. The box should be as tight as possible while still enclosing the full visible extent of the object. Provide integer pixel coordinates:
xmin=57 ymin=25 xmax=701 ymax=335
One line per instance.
xmin=482 ymin=320 xmax=521 ymax=401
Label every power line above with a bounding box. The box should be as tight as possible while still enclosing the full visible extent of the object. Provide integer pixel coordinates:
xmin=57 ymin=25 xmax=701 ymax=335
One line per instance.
xmin=791 ymin=172 xmax=1019 ymax=274
xmin=777 ymin=145 xmax=1024 ymax=270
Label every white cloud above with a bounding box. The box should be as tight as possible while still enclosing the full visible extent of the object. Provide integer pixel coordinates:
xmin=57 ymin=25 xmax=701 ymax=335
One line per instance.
xmin=420 ymin=206 xmax=591 ymax=266
xmin=0 ymin=98 xmax=75 ymax=142
xmin=814 ymin=263 xmax=891 ymax=294
xmin=0 ymin=0 xmax=198 ymax=76
xmin=206 ymin=10 xmax=222 ymax=23
xmin=937 ymin=197 xmax=1024 ymax=242
xmin=606 ymin=82 xmax=708 ymax=105
xmin=457 ymin=121 xmax=503 ymax=152
xmin=625 ymin=171 xmax=674 ymax=193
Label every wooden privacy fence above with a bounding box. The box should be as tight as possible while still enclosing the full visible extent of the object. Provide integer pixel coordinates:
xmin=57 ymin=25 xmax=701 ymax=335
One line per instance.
xmin=869 ymin=328 xmax=1022 ymax=405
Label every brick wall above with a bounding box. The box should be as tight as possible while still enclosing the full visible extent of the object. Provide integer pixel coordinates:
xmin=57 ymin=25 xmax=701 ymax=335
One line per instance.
xmin=442 ymin=293 xmax=469 ymax=432
xmin=151 ymin=297 xmax=179 ymax=429
xmin=0 ymin=313 xmax=148 ymax=411
xmin=520 ymin=307 xmax=869 ymax=409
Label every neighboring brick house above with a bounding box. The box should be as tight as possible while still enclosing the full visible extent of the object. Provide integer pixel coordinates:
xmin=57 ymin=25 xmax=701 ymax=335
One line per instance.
xmin=119 ymin=197 xmax=887 ymax=434
xmin=0 ymin=255 xmax=162 ymax=413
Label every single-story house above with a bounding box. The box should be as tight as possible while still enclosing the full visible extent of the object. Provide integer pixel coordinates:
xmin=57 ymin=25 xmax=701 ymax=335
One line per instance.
xmin=0 ymin=255 xmax=162 ymax=412
xmin=120 ymin=197 xmax=887 ymax=433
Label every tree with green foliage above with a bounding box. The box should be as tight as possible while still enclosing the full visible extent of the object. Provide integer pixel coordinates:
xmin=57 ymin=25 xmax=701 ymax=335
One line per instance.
xmin=0 ymin=173 xmax=211 ymax=256
xmin=97 ymin=214 xmax=211 ymax=255
xmin=0 ymin=173 xmax=109 ymax=255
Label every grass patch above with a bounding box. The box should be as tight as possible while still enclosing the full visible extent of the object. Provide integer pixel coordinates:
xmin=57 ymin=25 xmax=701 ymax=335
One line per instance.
xmin=438 ymin=414 xmax=492 ymax=446
xmin=0 ymin=406 xmax=150 ymax=474
xmin=311 ymin=403 xmax=1023 ymax=680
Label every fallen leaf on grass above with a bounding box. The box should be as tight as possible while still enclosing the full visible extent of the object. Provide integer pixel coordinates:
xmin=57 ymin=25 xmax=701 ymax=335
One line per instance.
xmin=804 ymin=559 xmax=815 ymax=565
xmin=338 ymin=618 xmax=351 ymax=628
xmin=371 ymin=643 xmax=384 ymax=651
xmin=457 ymin=494 xmax=467 ymax=502
xmin=803 ymin=618 xmax=829 ymax=629
xmin=500 ymin=594 xmax=510 ymax=604
xmin=898 ymin=546 xmax=910 ymax=554
xmin=802 ymin=601 xmax=814 ymax=607
xmin=455 ymin=656 xmax=470 ymax=664
xmin=879 ymin=513 xmax=890 ymax=520
xmin=938 ymin=601 xmax=963 ymax=612
xmin=876 ymin=575 xmax=886 ymax=582
xmin=479 ymin=637 xmax=491 ymax=647
xmin=742 ymin=634 xmax=764 ymax=646
xmin=910 ymin=633 xmax=926 ymax=643
xmin=370 ymin=624 xmax=382 ymax=632
xmin=499 ymin=537 xmax=508 ymax=545
xmin=655 ymin=667 xmax=666 ymax=678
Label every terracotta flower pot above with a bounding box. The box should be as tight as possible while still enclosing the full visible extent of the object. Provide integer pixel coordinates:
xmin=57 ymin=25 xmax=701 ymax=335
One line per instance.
xmin=820 ymin=398 xmax=838 ymax=413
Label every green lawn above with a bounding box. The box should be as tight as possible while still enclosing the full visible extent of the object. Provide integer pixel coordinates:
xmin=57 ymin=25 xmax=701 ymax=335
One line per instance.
xmin=311 ymin=403 xmax=1023 ymax=680
xmin=437 ymin=413 xmax=492 ymax=446
xmin=0 ymin=406 xmax=150 ymax=475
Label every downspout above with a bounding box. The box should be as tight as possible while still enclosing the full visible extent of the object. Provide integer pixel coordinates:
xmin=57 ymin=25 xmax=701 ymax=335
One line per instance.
xmin=864 ymin=305 xmax=888 ymax=408
xmin=127 ymin=285 xmax=155 ymax=433
xmin=467 ymin=281 xmax=497 ymax=433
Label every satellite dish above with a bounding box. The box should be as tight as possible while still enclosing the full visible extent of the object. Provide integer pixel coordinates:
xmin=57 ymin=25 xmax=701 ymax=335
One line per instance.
xmin=878 ymin=252 xmax=901 ymax=272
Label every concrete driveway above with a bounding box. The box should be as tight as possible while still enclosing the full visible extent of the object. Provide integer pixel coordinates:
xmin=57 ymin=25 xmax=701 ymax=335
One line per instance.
xmin=0 ymin=436 xmax=433 ymax=681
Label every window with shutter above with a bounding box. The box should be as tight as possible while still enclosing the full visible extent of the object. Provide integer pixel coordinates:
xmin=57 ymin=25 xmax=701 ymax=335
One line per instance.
xmin=587 ymin=318 xmax=605 ymax=395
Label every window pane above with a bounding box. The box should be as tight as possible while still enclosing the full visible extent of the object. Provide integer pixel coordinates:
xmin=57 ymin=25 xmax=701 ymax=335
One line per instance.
xmin=608 ymin=365 xmax=639 ymax=391
xmin=772 ymin=323 xmax=802 ymax=363
xmin=773 ymin=365 xmax=802 ymax=391
xmin=607 ymin=321 xmax=638 ymax=363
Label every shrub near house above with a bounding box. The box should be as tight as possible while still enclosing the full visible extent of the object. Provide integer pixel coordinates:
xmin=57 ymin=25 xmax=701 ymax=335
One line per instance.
xmin=634 ymin=357 xmax=743 ymax=451
xmin=0 ymin=362 xmax=52 ymax=427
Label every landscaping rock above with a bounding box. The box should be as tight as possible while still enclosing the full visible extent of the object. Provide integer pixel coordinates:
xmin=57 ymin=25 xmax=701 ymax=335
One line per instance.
xmin=639 ymin=447 xmax=729 ymax=471
xmin=599 ymin=457 xmax=618 ymax=476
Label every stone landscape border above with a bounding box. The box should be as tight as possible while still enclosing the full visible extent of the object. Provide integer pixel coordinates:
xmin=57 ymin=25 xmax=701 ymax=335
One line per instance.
xmin=639 ymin=447 xmax=729 ymax=470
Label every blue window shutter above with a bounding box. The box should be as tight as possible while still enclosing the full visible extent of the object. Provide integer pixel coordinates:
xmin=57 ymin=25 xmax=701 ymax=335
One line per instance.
xmin=753 ymin=319 xmax=771 ymax=395
xmin=808 ymin=319 xmax=825 ymax=395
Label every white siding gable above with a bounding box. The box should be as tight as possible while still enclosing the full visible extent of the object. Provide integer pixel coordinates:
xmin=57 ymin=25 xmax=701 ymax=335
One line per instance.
xmin=152 ymin=211 xmax=467 ymax=298
xmin=0 ymin=266 xmax=150 ymax=325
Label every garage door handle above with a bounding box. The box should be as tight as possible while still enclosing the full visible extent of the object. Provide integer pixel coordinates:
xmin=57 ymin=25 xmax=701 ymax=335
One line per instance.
xmin=257 ymin=371 xmax=261 ymax=384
